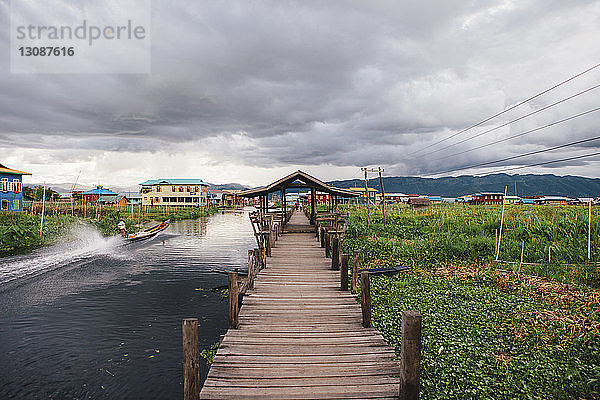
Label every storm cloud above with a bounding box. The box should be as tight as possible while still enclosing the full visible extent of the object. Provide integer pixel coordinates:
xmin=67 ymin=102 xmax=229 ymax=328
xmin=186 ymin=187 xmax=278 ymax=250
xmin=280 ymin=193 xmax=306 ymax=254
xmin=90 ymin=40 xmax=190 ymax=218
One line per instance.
xmin=1 ymin=0 xmax=600 ymax=186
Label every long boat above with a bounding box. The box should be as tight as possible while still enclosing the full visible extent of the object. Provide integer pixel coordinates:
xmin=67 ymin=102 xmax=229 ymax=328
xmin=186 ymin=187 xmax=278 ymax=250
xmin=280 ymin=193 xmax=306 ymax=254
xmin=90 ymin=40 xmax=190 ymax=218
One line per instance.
xmin=124 ymin=220 xmax=170 ymax=242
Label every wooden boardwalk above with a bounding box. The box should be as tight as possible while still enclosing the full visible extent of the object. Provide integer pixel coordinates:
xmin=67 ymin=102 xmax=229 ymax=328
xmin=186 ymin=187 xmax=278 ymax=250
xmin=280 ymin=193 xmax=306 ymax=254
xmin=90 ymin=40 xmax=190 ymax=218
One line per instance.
xmin=199 ymin=212 xmax=401 ymax=399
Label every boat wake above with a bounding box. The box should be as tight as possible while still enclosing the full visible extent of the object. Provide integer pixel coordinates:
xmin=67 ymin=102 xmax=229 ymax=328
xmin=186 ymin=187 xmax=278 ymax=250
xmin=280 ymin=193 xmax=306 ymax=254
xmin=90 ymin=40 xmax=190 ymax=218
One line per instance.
xmin=0 ymin=225 xmax=128 ymax=286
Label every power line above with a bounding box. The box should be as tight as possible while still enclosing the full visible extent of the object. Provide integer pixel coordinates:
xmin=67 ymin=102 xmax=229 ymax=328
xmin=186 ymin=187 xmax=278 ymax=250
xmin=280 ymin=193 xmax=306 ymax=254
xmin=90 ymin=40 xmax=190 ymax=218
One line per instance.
xmin=419 ymin=83 xmax=600 ymax=158
xmin=411 ymin=62 xmax=600 ymax=156
xmin=429 ymin=135 xmax=600 ymax=176
xmin=472 ymin=151 xmax=600 ymax=176
xmin=436 ymin=106 xmax=600 ymax=162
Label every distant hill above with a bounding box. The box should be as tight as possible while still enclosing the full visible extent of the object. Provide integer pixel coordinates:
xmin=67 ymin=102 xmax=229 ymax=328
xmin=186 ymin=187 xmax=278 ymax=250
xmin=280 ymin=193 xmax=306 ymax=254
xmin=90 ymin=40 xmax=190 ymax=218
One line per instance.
xmin=208 ymin=183 xmax=249 ymax=191
xmin=328 ymin=174 xmax=600 ymax=198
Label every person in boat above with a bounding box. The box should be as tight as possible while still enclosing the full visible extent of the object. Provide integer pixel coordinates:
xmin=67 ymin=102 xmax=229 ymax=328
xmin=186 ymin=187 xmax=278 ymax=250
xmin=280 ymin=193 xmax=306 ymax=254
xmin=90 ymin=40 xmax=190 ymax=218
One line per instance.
xmin=117 ymin=220 xmax=127 ymax=238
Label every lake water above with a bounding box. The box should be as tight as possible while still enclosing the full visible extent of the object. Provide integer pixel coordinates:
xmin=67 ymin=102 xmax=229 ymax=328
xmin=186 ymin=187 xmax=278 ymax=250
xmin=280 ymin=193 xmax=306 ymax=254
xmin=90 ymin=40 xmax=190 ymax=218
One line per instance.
xmin=0 ymin=210 xmax=256 ymax=399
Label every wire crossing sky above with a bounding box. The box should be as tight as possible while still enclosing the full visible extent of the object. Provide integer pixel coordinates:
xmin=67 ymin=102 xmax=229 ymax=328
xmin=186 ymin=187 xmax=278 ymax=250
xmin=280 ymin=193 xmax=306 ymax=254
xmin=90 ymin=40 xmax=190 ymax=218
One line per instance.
xmin=1 ymin=0 xmax=600 ymax=187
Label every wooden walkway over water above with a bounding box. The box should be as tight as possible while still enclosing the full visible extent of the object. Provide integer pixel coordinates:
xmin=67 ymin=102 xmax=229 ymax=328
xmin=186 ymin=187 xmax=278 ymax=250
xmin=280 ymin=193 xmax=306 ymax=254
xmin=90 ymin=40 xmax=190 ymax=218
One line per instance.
xmin=199 ymin=212 xmax=402 ymax=399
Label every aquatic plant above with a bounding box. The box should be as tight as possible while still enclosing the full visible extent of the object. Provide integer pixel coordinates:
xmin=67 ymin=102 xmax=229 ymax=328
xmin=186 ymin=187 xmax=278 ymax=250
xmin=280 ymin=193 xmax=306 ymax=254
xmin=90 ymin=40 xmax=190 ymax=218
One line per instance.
xmin=200 ymin=342 xmax=219 ymax=365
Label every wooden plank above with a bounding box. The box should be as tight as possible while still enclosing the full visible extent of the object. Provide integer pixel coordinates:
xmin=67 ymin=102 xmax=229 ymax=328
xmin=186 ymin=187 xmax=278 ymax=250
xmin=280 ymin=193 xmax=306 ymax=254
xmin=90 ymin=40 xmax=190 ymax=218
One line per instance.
xmin=199 ymin=384 xmax=400 ymax=399
xmin=208 ymin=364 xmax=401 ymax=377
xmin=203 ymin=376 xmax=400 ymax=387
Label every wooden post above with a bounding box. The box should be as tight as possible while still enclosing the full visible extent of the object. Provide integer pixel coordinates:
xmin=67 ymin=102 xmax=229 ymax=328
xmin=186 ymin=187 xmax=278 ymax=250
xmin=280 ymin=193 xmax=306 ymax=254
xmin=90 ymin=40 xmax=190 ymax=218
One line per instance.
xmin=325 ymin=232 xmax=331 ymax=258
xmin=588 ymin=200 xmax=592 ymax=261
xmin=310 ymin=187 xmax=316 ymax=224
xmin=265 ymin=232 xmax=272 ymax=257
xmin=378 ymin=167 xmax=386 ymax=225
xmin=362 ymin=168 xmax=370 ymax=229
xmin=331 ymin=236 xmax=340 ymax=270
xmin=400 ymin=310 xmax=422 ymax=400
xmin=495 ymin=186 xmax=508 ymax=261
xmin=182 ymin=318 xmax=199 ymax=400
xmin=320 ymin=227 xmax=326 ymax=248
xmin=281 ymin=187 xmax=285 ymax=227
xmin=253 ymin=247 xmax=260 ymax=269
xmin=360 ymin=271 xmax=371 ymax=328
xmin=352 ymin=250 xmax=360 ymax=293
xmin=248 ymin=249 xmax=255 ymax=290
xmin=518 ymin=240 xmax=524 ymax=275
xmin=228 ymin=272 xmax=239 ymax=329
xmin=340 ymin=253 xmax=349 ymax=291
xmin=40 ymin=184 xmax=46 ymax=236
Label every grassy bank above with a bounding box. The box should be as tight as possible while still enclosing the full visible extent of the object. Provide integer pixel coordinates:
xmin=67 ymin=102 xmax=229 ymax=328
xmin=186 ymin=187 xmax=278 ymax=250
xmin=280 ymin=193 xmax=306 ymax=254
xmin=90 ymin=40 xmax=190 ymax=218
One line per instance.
xmin=0 ymin=206 xmax=219 ymax=255
xmin=342 ymin=203 xmax=600 ymax=399
xmin=343 ymin=203 xmax=599 ymax=286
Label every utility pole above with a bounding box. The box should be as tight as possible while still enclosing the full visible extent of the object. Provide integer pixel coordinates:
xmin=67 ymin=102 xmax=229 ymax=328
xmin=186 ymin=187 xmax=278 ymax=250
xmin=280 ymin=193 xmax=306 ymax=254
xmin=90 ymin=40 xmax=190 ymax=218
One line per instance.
xmin=40 ymin=183 xmax=46 ymax=236
xmin=362 ymin=167 xmax=385 ymax=228
xmin=361 ymin=167 xmax=370 ymax=229
xmin=378 ymin=167 xmax=386 ymax=225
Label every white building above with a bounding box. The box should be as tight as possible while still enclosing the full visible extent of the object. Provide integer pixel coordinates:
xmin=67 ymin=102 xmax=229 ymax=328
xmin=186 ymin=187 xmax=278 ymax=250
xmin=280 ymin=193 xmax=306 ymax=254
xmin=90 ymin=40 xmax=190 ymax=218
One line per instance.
xmin=139 ymin=179 xmax=209 ymax=206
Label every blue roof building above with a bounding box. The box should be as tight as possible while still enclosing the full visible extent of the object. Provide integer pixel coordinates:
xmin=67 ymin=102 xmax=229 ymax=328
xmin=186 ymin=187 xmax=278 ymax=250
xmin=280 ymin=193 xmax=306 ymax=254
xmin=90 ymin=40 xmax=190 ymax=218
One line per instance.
xmin=0 ymin=163 xmax=31 ymax=212
xmin=81 ymin=186 xmax=119 ymax=196
xmin=82 ymin=186 xmax=118 ymax=203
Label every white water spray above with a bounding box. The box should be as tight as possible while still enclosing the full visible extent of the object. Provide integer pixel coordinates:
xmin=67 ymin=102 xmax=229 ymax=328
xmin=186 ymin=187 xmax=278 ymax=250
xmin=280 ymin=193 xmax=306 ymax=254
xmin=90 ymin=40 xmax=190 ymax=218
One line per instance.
xmin=0 ymin=224 xmax=125 ymax=285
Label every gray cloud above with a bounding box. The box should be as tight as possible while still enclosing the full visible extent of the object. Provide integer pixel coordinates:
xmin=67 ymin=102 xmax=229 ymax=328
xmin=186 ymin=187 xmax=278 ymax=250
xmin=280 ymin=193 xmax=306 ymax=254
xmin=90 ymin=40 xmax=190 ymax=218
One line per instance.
xmin=1 ymin=0 xmax=600 ymax=180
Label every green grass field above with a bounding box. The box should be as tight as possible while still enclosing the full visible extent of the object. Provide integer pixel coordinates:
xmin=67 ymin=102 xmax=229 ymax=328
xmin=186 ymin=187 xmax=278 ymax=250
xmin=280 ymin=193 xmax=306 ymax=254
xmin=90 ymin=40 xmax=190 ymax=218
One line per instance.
xmin=342 ymin=203 xmax=599 ymax=399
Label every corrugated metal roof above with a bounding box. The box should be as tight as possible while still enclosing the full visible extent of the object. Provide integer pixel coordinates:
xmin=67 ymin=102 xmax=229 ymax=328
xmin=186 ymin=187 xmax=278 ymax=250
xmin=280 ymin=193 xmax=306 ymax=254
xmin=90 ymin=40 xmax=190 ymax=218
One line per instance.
xmin=82 ymin=187 xmax=118 ymax=195
xmin=139 ymin=179 xmax=208 ymax=186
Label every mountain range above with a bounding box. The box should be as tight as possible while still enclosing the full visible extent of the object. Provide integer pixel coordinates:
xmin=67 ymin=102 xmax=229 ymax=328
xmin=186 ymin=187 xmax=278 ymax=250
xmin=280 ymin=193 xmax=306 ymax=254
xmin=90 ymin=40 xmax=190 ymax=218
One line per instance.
xmin=328 ymin=174 xmax=600 ymax=198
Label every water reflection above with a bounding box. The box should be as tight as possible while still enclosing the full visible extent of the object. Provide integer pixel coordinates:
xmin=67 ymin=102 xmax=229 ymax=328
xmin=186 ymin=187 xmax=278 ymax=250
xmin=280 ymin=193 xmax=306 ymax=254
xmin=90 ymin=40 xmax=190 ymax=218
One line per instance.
xmin=168 ymin=218 xmax=208 ymax=236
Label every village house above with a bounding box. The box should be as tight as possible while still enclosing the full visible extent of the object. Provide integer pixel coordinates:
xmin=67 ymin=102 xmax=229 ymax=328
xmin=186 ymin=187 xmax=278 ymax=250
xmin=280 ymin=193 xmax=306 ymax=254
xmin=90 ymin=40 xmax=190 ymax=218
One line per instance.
xmin=408 ymin=197 xmax=431 ymax=208
xmin=425 ymin=195 xmax=443 ymax=203
xmin=383 ymin=193 xmax=421 ymax=203
xmin=81 ymin=186 xmax=119 ymax=203
xmin=222 ymin=189 xmax=247 ymax=207
xmin=533 ymin=196 xmax=571 ymax=205
xmin=504 ymin=195 xmax=522 ymax=205
xmin=97 ymin=194 xmax=128 ymax=206
xmin=208 ymin=189 xmax=224 ymax=206
xmin=346 ymin=187 xmax=379 ymax=204
xmin=470 ymin=192 xmax=504 ymax=205
xmin=0 ymin=163 xmax=31 ymax=212
xmin=139 ymin=179 xmax=209 ymax=206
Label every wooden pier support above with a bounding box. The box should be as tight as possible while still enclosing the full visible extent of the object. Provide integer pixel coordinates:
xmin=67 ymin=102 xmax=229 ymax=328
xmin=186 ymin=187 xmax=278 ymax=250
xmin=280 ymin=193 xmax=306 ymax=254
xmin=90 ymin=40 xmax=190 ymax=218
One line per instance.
xmin=360 ymin=271 xmax=371 ymax=328
xmin=247 ymin=250 xmax=256 ymax=290
xmin=400 ymin=310 xmax=422 ymax=400
xmin=325 ymin=232 xmax=331 ymax=258
xmin=331 ymin=236 xmax=340 ymax=270
xmin=265 ymin=232 xmax=272 ymax=257
xmin=320 ymin=227 xmax=325 ymax=248
xmin=340 ymin=253 xmax=348 ymax=291
xmin=228 ymin=272 xmax=239 ymax=329
xmin=352 ymin=250 xmax=360 ymax=294
xmin=182 ymin=318 xmax=199 ymax=400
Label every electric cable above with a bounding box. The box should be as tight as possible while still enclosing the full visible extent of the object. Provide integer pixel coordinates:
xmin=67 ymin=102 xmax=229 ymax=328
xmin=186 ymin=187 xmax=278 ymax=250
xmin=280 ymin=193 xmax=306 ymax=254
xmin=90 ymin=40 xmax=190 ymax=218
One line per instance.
xmin=411 ymin=62 xmax=600 ymax=155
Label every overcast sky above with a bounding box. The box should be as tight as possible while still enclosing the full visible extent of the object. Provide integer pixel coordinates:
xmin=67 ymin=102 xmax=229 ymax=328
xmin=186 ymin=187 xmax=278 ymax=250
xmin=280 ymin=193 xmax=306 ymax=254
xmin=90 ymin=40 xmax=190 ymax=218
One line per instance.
xmin=1 ymin=0 xmax=600 ymax=188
